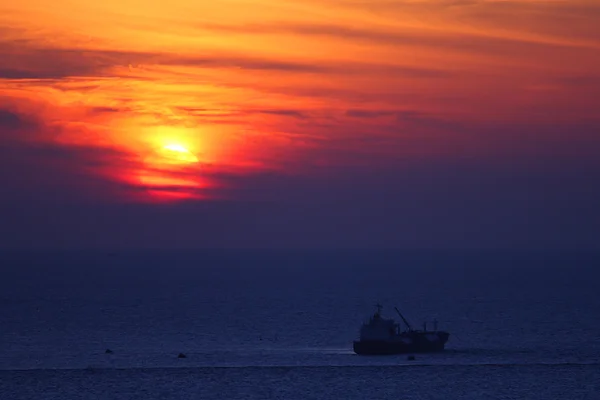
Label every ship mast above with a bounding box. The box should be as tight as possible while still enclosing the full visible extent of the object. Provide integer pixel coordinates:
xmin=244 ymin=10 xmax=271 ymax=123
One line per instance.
xmin=394 ymin=306 xmax=413 ymax=331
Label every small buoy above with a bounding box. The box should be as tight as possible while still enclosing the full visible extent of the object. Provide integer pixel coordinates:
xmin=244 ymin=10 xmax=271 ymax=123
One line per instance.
xmin=407 ymin=355 xmax=415 ymax=361
xmin=105 ymin=349 xmax=113 ymax=354
xmin=177 ymin=353 xmax=187 ymax=359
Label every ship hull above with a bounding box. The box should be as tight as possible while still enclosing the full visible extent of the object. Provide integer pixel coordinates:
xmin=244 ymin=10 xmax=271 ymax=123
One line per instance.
xmin=353 ymin=332 xmax=449 ymax=355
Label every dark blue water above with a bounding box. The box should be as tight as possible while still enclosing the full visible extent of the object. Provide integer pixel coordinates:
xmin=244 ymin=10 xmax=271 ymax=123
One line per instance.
xmin=1 ymin=250 xmax=599 ymax=399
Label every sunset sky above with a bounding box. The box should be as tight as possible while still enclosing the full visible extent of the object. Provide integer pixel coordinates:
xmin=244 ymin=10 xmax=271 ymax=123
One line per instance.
xmin=1 ymin=0 xmax=599 ymax=249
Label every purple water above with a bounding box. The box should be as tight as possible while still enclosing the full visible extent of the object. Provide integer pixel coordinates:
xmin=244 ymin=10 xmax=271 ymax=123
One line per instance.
xmin=1 ymin=250 xmax=599 ymax=399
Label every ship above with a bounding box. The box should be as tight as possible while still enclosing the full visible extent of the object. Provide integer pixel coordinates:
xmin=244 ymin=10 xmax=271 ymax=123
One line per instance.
xmin=353 ymin=304 xmax=450 ymax=355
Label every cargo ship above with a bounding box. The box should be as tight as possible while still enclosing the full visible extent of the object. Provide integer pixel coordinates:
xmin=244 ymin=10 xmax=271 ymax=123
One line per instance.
xmin=353 ymin=304 xmax=450 ymax=355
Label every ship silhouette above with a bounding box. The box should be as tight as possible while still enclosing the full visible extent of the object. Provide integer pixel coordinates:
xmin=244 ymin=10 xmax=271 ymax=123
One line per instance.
xmin=353 ymin=304 xmax=450 ymax=355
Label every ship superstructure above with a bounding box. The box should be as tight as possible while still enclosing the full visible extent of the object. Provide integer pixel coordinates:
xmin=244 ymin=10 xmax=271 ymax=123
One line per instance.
xmin=353 ymin=304 xmax=450 ymax=355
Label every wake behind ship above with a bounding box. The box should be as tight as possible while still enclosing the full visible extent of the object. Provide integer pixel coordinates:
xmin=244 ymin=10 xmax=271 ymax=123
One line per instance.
xmin=353 ymin=304 xmax=450 ymax=355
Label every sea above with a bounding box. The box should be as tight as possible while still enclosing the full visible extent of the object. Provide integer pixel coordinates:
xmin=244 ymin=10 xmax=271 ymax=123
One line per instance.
xmin=1 ymin=250 xmax=599 ymax=399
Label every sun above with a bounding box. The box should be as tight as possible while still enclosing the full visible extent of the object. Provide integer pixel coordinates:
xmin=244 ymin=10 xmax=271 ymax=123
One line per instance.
xmin=160 ymin=143 xmax=199 ymax=164
xmin=131 ymin=142 xmax=203 ymax=201
xmin=164 ymin=144 xmax=189 ymax=153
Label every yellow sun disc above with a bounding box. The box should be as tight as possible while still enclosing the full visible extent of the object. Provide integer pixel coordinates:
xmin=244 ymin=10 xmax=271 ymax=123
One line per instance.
xmin=160 ymin=144 xmax=199 ymax=163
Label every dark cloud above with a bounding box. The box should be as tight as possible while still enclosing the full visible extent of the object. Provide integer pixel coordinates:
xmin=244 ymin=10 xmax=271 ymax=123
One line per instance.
xmin=0 ymin=109 xmax=30 ymax=130
xmin=172 ymin=107 xmax=310 ymax=125
xmin=89 ymin=107 xmax=124 ymax=114
xmin=0 ymin=68 xmax=48 ymax=80
xmin=0 ymin=41 xmax=329 ymax=80
xmin=0 ymin=141 xmax=136 ymax=191
xmin=162 ymin=54 xmax=453 ymax=78
xmin=0 ymin=107 xmax=140 ymax=205
xmin=0 ymin=108 xmax=46 ymax=143
xmin=0 ymin=41 xmax=315 ymax=79
xmin=159 ymin=54 xmax=330 ymax=73
xmin=0 ymin=39 xmax=453 ymax=82
xmin=254 ymin=109 xmax=307 ymax=119
xmin=0 ymin=45 xmax=138 ymax=79
xmin=9 ymin=142 xmax=133 ymax=167
xmin=197 ymin=21 xmax=600 ymax=60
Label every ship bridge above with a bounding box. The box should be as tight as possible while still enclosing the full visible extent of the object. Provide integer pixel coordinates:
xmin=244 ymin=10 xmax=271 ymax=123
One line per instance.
xmin=359 ymin=305 xmax=399 ymax=341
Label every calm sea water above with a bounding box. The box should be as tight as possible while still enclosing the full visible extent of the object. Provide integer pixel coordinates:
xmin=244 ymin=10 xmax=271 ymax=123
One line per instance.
xmin=1 ymin=250 xmax=599 ymax=399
